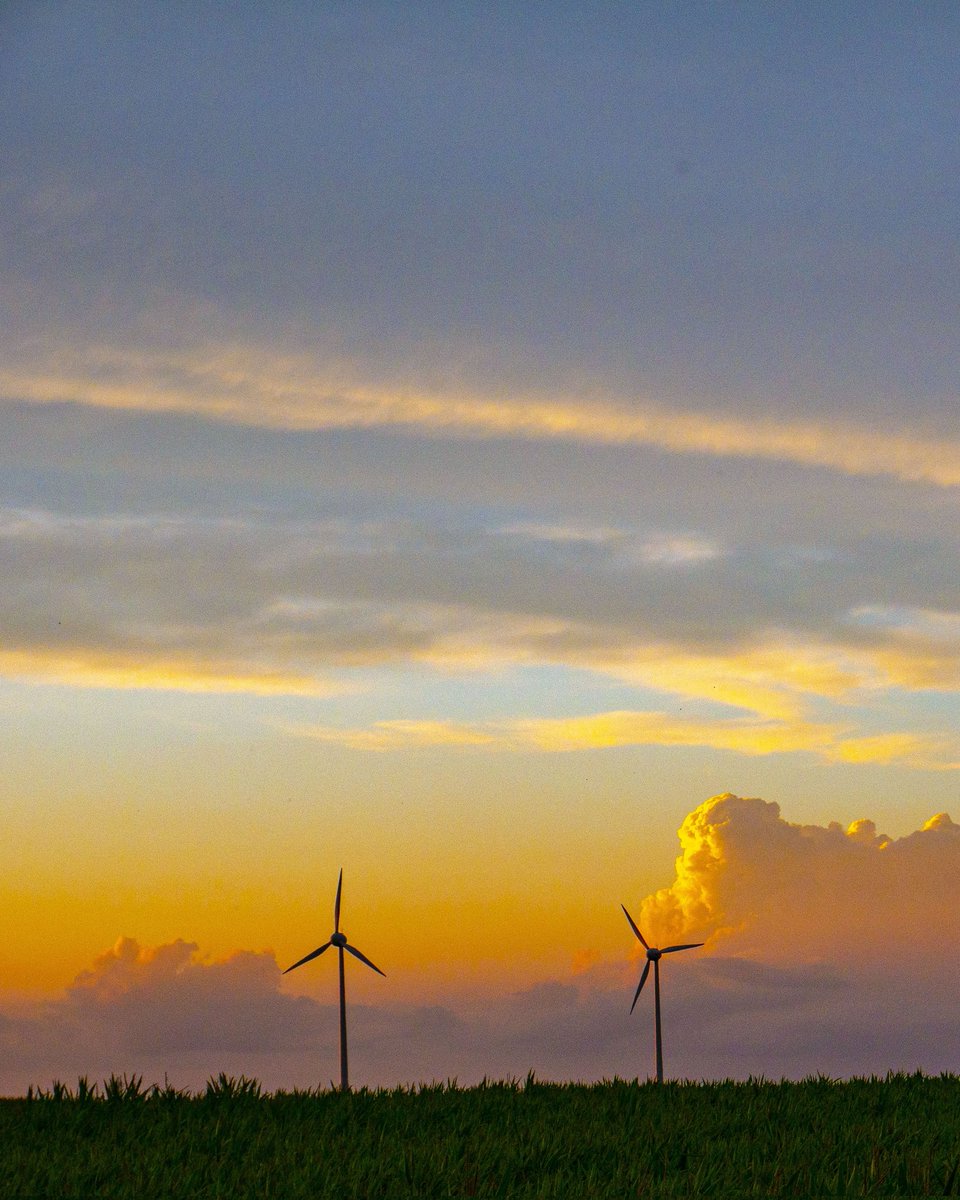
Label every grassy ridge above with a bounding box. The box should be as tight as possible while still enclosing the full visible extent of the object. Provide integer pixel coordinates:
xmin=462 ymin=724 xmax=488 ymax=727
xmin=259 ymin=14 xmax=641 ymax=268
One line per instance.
xmin=2 ymin=1072 xmax=960 ymax=1197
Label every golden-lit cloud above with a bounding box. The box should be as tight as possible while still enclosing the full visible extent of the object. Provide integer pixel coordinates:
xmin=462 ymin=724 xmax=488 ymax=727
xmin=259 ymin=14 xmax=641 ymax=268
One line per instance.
xmin=0 ymin=648 xmax=340 ymax=698
xmin=848 ymin=606 xmax=960 ymax=691
xmin=282 ymin=711 xmax=949 ymax=767
xmin=4 ymin=503 xmax=960 ymax=768
xmin=5 ymin=839 xmax=960 ymax=1093
xmin=508 ymin=711 xmax=835 ymax=755
xmin=284 ymin=718 xmax=500 ymax=751
xmin=823 ymin=732 xmax=951 ymax=766
xmin=5 ymin=337 xmax=960 ymax=485
xmin=636 ymin=793 xmax=960 ymax=960
xmin=590 ymin=642 xmax=867 ymax=722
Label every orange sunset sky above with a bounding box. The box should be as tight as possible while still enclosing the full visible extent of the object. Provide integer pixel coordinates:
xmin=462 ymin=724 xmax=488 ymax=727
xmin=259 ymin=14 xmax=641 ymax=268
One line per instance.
xmin=2 ymin=3 xmax=960 ymax=1092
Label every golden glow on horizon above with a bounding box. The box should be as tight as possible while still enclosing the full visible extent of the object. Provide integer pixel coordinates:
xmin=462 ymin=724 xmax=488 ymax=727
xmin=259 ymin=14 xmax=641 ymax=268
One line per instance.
xmin=7 ymin=796 xmax=959 ymax=1005
xmin=0 ymin=883 xmax=619 ymax=1002
xmin=4 ymin=337 xmax=960 ymax=485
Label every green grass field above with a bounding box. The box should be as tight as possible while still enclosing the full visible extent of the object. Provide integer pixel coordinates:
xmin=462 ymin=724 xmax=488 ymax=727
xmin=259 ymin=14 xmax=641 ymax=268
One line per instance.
xmin=2 ymin=1072 xmax=959 ymax=1197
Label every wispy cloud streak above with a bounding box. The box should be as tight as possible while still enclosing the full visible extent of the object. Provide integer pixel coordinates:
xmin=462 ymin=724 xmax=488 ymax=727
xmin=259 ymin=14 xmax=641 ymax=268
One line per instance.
xmin=282 ymin=713 xmax=947 ymax=767
xmin=5 ymin=339 xmax=960 ymax=486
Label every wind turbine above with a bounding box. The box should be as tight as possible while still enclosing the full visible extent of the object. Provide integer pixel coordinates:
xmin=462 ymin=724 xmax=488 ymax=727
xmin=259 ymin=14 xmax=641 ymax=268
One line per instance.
xmin=621 ymin=904 xmax=701 ymax=1084
xmin=284 ymin=869 xmax=384 ymax=1091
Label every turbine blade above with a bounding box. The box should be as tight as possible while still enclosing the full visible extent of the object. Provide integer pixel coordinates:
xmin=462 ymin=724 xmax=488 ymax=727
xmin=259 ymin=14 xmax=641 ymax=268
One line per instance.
xmin=282 ymin=942 xmax=331 ymax=974
xmin=662 ymin=943 xmax=704 ymax=953
xmin=334 ymin=868 xmax=343 ymax=933
xmin=344 ymin=942 xmax=386 ymax=977
xmin=621 ymin=904 xmax=648 ymax=949
xmin=630 ymin=960 xmax=651 ymax=1013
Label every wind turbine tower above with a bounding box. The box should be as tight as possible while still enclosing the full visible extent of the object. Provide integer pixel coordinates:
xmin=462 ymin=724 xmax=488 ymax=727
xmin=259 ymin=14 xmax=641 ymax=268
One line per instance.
xmin=284 ymin=869 xmax=385 ymax=1091
xmin=621 ymin=904 xmax=702 ymax=1084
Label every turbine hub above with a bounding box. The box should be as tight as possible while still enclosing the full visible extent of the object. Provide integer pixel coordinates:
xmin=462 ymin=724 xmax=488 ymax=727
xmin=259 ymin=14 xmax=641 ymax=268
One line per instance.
xmin=331 ymin=932 xmax=347 ymax=947
xmin=646 ymin=947 xmax=662 ymax=961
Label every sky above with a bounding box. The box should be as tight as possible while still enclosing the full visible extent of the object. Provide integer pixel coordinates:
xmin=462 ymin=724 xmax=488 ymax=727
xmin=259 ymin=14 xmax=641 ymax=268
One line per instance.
xmin=2 ymin=2 xmax=960 ymax=1092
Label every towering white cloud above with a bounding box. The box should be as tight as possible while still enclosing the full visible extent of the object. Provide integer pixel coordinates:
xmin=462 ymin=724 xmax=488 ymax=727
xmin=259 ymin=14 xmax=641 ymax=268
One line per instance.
xmin=638 ymin=793 xmax=960 ymax=967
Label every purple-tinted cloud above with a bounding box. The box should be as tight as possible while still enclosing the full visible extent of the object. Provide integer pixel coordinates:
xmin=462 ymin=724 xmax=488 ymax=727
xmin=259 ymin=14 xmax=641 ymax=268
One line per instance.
xmin=2 ymin=923 xmax=958 ymax=1096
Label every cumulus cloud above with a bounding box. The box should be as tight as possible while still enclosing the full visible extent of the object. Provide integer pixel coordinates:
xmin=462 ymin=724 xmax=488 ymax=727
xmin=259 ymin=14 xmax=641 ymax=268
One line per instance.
xmin=637 ymin=793 xmax=960 ymax=968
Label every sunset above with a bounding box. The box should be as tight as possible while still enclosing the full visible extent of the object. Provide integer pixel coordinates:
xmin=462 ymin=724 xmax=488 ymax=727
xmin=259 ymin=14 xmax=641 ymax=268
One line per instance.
xmin=3 ymin=5 xmax=960 ymax=1189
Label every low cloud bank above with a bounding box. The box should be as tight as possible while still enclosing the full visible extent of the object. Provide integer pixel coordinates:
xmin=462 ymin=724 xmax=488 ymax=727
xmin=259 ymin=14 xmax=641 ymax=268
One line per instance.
xmin=3 ymin=796 xmax=959 ymax=1094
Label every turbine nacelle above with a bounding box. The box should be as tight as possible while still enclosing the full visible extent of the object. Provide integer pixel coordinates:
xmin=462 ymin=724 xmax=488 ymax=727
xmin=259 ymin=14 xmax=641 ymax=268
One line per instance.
xmin=282 ymin=869 xmax=386 ymax=979
xmin=621 ymin=901 xmax=703 ymax=1042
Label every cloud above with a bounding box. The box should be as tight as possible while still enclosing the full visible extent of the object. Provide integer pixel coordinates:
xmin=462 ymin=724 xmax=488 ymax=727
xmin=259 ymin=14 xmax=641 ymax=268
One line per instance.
xmin=637 ymin=793 xmax=960 ymax=965
xmin=67 ymin=938 xmax=282 ymax=1055
xmin=0 ymin=505 xmax=957 ymax=700
xmin=849 ymin=605 xmax=960 ymax=691
xmin=0 ymin=935 xmax=621 ymax=1095
xmin=3 ymin=797 xmax=960 ymax=1093
xmin=1 ymin=941 xmax=958 ymax=1095
xmin=0 ymin=648 xmax=341 ymax=697
xmin=283 ymin=719 xmax=501 ymax=751
xmin=0 ymin=938 xmax=288 ymax=1095
xmin=4 ymin=503 xmax=960 ymax=765
xmin=510 ymin=712 xmax=831 ymax=757
xmin=285 ymin=711 xmax=946 ymax=768
xmin=495 ymin=523 xmax=724 ymax=567
xmin=825 ymin=731 xmax=952 ymax=767
xmin=5 ymin=337 xmax=960 ymax=487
